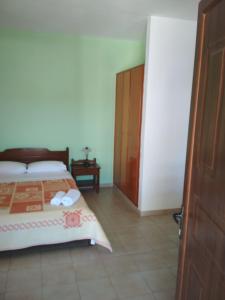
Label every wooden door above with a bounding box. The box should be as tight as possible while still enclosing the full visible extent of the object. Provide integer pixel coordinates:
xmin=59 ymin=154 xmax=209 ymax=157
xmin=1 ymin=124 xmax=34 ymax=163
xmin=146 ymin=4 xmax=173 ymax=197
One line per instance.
xmin=176 ymin=0 xmax=225 ymax=299
xmin=120 ymin=70 xmax=130 ymax=194
xmin=113 ymin=72 xmax=123 ymax=188
xmin=114 ymin=70 xmax=130 ymax=192
xmin=127 ymin=65 xmax=144 ymax=205
xmin=114 ymin=65 xmax=144 ymax=206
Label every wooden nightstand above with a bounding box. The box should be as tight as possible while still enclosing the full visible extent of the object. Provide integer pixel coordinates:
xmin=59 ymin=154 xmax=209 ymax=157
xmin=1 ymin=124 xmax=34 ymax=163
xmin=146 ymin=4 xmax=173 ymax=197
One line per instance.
xmin=71 ymin=159 xmax=100 ymax=193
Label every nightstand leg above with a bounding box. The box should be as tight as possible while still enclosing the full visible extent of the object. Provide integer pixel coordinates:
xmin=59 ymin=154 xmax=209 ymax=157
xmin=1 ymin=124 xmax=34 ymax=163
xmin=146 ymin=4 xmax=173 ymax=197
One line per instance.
xmin=96 ymin=174 xmax=99 ymax=193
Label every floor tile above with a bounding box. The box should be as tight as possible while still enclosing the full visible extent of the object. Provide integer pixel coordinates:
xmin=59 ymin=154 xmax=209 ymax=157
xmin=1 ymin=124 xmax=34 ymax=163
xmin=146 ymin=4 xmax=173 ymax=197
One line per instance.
xmin=70 ymin=247 xmax=100 ymax=265
xmin=41 ymin=247 xmax=72 ymax=268
xmin=4 ymin=290 xmax=42 ymax=300
xmin=132 ymin=252 xmax=165 ymax=271
xmin=142 ymin=268 xmax=176 ymax=292
xmin=150 ymin=215 xmax=174 ymax=226
xmin=97 ymin=236 xmax=126 ymax=256
xmin=6 ymin=268 xmax=41 ymax=292
xmin=153 ymin=289 xmax=176 ymax=300
xmin=110 ymin=272 xmax=150 ymax=298
xmin=43 ymin=283 xmax=80 ymax=300
xmin=0 ymin=272 xmax=7 ymax=293
xmin=169 ymin=266 xmax=178 ymax=278
xmin=119 ymin=295 xmax=155 ymax=300
xmin=78 ymin=278 xmax=118 ymax=300
xmin=157 ymin=222 xmax=178 ymax=235
xmin=168 ymin=234 xmax=179 ymax=247
xmin=154 ymin=248 xmax=178 ymax=268
xmin=146 ymin=235 xmax=176 ymax=251
xmin=119 ymin=236 xmax=151 ymax=253
xmin=103 ymin=255 xmax=138 ymax=276
xmin=75 ymin=259 xmax=107 ymax=281
xmin=42 ymin=263 xmax=76 ymax=287
xmin=0 ymin=253 xmax=11 ymax=272
xmin=10 ymin=249 xmax=41 ymax=270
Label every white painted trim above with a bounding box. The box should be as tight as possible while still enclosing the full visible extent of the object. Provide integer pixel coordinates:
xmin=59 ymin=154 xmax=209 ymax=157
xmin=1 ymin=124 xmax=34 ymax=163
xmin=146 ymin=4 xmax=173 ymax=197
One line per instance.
xmin=139 ymin=16 xmax=151 ymax=211
xmin=140 ymin=208 xmax=180 ymax=217
xmin=100 ymin=183 xmax=113 ymax=188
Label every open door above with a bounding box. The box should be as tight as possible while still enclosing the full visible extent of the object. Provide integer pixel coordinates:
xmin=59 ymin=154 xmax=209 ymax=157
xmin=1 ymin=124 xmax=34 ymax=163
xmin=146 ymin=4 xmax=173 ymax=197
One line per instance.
xmin=176 ymin=0 xmax=225 ymax=299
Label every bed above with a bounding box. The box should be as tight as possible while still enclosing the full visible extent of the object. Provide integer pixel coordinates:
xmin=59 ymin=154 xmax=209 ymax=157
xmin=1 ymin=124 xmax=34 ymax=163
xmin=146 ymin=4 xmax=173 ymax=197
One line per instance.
xmin=0 ymin=147 xmax=111 ymax=252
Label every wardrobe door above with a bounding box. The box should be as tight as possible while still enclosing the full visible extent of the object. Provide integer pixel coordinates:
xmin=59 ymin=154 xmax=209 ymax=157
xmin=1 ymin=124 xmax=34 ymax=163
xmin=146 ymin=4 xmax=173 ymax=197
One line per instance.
xmin=114 ymin=64 xmax=144 ymax=206
xmin=120 ymin=70 xmax=130 ymax=193
xmin=127 ymin=65 xmax=144 ymax=205
xmin=113 ymin=72 xmax=123 ymax=188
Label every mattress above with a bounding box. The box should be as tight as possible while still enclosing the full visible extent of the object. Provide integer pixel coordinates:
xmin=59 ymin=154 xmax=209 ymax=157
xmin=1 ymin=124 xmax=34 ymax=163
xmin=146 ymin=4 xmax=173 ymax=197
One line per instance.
xmin=0 ymin=171 xmax=112 ymax=252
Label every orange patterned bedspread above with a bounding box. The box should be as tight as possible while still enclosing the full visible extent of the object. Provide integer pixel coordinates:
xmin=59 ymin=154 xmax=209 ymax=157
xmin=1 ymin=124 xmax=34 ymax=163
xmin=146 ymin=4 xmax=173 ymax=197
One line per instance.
xmin=0 ymin=179 xmax=77 ymax=214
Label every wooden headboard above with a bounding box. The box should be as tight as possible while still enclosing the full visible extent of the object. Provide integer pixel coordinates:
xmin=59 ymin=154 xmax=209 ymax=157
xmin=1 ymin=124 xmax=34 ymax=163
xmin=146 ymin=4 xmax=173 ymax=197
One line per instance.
xmin=0 ymin=147 xmax=69 ymax=170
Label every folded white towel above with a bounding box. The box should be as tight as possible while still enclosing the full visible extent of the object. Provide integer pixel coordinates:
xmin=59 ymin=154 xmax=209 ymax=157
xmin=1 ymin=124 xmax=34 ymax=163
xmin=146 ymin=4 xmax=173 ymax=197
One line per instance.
xmin=50 ymin=191 xmax=66 ymax=206
xmin=62 ymin=189 xmax=81 ymax=207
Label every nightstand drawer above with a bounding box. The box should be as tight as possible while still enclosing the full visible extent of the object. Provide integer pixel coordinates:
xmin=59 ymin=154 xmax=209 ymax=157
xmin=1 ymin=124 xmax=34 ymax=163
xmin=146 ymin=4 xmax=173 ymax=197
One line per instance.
xmin=72 ymin=168 xmax=99 ymax=176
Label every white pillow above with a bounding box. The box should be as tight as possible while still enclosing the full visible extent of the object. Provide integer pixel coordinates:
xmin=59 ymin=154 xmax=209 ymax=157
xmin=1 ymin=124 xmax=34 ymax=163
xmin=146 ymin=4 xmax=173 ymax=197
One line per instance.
xmin=27 ymin=160 xmax=67 ymax=173
xmin=0 ymin=161 xmax=27 ymax=175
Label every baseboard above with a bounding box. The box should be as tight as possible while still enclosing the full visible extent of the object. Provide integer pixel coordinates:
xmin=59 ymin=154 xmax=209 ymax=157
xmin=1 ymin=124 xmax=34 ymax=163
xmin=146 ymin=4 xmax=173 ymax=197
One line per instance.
xmin=113 ymin=185 xmax=140 ymax=214
xmin=113 ymin=185 xmax=180 ymax=217
xmin=100 ymin=183 xmax=113 ymax=188
xmin=139 ymin=208 xmax=180 ymax=217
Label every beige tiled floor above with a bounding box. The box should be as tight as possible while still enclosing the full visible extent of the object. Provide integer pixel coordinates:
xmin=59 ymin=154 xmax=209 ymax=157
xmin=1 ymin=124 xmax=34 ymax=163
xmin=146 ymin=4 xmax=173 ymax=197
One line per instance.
xmin=0 ymin=187 xmax=179 ymax=300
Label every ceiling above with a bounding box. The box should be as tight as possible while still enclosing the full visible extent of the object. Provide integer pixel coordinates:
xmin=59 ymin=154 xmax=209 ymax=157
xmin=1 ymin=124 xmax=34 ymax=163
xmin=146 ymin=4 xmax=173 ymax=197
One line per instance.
xmin=0 ymin=0 xmax=199 ymax=40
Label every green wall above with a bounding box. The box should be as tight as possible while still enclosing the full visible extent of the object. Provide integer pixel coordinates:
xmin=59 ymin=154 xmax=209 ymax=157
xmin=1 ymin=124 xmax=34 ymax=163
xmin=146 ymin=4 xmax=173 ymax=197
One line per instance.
xmin=0 ymin=30 xmax=145 ymax=184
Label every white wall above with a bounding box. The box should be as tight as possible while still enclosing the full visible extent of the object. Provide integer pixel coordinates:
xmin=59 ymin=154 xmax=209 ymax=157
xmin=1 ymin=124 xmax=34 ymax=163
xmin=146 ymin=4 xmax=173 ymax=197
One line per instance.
xmin=139 ymin=16 xmax=197 ymax=212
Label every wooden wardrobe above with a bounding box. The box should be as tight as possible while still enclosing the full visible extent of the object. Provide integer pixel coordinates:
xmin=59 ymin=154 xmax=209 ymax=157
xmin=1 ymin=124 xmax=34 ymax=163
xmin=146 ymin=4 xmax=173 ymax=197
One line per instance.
xmin=113 ymin=64 xmax=144 ymax=206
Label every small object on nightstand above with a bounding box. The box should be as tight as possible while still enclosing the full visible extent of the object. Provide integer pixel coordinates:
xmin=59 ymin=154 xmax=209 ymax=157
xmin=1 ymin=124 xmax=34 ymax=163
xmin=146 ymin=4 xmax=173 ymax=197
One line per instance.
xmin=82 ymin=146 xmax=91 ymax=166
xmin=71 ymin=159 xmax=100 ymax=193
